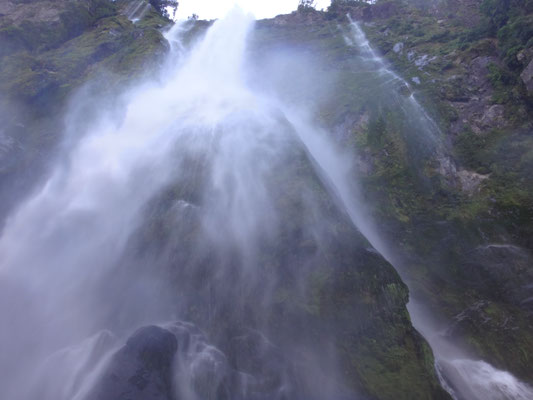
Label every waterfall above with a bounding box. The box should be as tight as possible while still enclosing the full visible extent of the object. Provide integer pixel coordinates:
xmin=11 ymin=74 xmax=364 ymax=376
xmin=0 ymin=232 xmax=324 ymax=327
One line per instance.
xmin=0 ymin=9 xmax=262 ymax=399
xmin=1 ymin=5 xmax=530 ymax=399
xmin=0 ymin=9 xmax=373 ymax=400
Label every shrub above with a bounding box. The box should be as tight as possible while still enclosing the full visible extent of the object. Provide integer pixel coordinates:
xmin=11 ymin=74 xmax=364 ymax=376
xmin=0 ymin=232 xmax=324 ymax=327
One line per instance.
xmin=149 ymin=0 xmax=178 ymax=19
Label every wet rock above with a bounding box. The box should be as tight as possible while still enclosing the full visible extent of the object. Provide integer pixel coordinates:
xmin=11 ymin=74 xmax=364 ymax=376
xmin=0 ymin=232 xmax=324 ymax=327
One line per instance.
xmin=229 ymin=329 xmax=295 ymax=397
xmin=449 ymin=244 xmax=533 ymax=313
xmin=457 ymin=169 xmax=489 ymax=194
xmin=415 ymin=54 xmax=429 ymax=67
xmin=86 ymin=326 xmax=178 ymax=400
xmin=437 ymin=153 xmax=458 ymax=179
xmin=469 ymin=56 xmax=499 ymax=86
xmin=0 ymin=0 xmax=64 ymax=25
xmin=393 ymin=42 xmax=404 ymax=54
xmin=167 ymin=322 xmax=235 ymax=400
xmin=437 ymin=153 xmax=489 ymax=191
xmin=478 ymin=104 xmax=505 ymax=128
xmin=516 ymin=48 xmax=532 ymax=64
xmin=520 ymin=59 xmax=533 ymax=95
xmin=447 ymin=56 xmax=509 ymax=134
xmin=447 ymin=300 xmax=495 ymax=335
xmin=334 ymin=110 xmax=370 ymax=144
xmin=415 ymin=54 xmax=437 ymax=68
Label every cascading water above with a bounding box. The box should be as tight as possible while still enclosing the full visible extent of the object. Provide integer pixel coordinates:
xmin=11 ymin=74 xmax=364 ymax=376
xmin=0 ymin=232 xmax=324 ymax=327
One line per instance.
xmin=1 ymin=6 xmax=531 ymax=399
xmin=0 ymin=9 xmax=390 ymax=400
xmin=346 ymin=18 xmax=533 ymax=400
xmin=345 ymin=16 xmax=449 ymax=172
xmin=125 ymin=0 xmax=151 ymax=23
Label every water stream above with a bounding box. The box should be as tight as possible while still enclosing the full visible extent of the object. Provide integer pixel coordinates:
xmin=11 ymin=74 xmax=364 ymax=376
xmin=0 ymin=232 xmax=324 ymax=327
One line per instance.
xmin=125 ymin=0 xmax=151 ymax=23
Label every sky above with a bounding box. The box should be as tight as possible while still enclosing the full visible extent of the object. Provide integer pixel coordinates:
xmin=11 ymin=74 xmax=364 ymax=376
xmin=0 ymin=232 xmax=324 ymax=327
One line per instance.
xmin=175 ymin=0 xmax=332 ymax=20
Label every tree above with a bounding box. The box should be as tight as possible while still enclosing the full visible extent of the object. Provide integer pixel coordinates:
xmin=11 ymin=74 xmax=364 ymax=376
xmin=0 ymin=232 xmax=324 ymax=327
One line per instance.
xmin=298 ymin=0 xmax=316 ymax=12
xmin=149 ymin=0 xmax=178 ymax=19
xmin=480 ymin=0 xmax=510 ymax=33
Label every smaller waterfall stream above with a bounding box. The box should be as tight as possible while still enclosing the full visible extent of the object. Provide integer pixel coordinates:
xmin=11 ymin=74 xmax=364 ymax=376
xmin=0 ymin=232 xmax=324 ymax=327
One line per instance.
xmin=125 ymin=0 xmax=151 ymax=23
xmin=346 ymin=16 xmax=443 ymax=150
xmin=347 ymin=17 xmax=533 ymax=400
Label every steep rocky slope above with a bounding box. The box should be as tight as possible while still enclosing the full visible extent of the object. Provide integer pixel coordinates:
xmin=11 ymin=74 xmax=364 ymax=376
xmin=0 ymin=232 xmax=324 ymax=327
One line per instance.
xmin=0 ymin=0 xmax=170 ymax=220
xmin=307 ymin=0 xmax=533 ymax=384
xmin=0 ymin=1 xmax=450 ymax=399
xmin=1 ymin=0 xmax=532 ymax=398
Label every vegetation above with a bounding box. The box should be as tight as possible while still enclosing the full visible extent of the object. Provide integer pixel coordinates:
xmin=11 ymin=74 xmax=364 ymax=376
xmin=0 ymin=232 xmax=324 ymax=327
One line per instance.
xmin=1 ymin=0 xmax=532 ymax=396
xmin=0 ymin=0 xmax=172 ymax=224
xmin=323 ymin=0 xmax=533 ymax=383
xmin=298 ymin=0 xmax=317 ymax=11
xmin=149 ymin=0 xmax=179 ymax=19
xmin=256 ymin=0 xmax=533 ymax=386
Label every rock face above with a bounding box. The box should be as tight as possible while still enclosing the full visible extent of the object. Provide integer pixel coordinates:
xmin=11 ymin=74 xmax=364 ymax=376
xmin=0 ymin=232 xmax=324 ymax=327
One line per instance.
xmin=0 ymin=0 xmax=170 ymax=222
xmin=337 ymin=0 xmax=533 ymax=385
xmin=0 ymin=0 xmax=65 ymax=24
xmin=2 ymin=0 xmax=532 ymax=398
xmin=86 ymin=326 xmax=178 ymax=400
xmin=457 ymin=169 xmax=489 ymax=194
xmin=521 ymin=59 xmax=533 ymax=95
xmin=85 ymin=322 xmax=316 ymax=400
xmin=445 ymin=55 xmax=507 ymax=134
xmin=393 ymin=42 xmax=404 ymax=54
xmin=119 ymin=104 xmax=447 ymax=399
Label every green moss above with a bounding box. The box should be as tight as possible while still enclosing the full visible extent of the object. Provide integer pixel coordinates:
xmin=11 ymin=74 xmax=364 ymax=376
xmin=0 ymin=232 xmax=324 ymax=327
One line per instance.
xmin=322 ymin=0 xmax=533 ymax=386
xmin=0 ymin=9 xmax=169 ymax=107
xmin=2 ymin=0 xmax=531 ymax=394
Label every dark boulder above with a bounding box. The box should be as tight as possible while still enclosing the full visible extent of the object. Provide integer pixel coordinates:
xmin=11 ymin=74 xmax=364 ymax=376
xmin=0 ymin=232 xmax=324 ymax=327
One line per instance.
xmin=86 ymin=325 xmax=178 ymax=400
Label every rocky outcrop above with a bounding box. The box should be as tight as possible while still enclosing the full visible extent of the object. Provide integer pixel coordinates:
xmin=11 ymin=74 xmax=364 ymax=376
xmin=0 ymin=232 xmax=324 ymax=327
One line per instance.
xmin=86 ymin=326 xmax=178 ymax=400
xmin=521 ymin=58 xmax=533 ymax=95
xmin=318 ymin=0 xmax=533 ymax=386
xmin=270 ymin=8 xmax=325 ymax=26
xmin=441 ymin=55 xmax=509 ymax=134
xmin=0 ymin=0 xmax=65 ymax=25
xmin=457 ymin=169 xmax=489 ymax=194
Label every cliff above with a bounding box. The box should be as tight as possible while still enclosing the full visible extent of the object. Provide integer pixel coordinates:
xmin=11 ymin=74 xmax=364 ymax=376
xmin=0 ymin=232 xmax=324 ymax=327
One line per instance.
xmin=0 ymin=0 xmax=532 ymax=399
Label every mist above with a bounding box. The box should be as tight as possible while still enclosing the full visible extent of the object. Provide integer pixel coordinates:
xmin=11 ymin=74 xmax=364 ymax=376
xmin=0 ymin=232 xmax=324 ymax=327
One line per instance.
xmin=0 ymin=9 xmax=377 ymax=400
xmin=1 ymin=4 xmax=532 ymax=400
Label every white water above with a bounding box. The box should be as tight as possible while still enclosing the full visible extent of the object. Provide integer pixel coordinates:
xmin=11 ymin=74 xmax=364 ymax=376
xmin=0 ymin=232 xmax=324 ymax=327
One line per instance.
xmin=439 ymin=359 xmax=533 ymax=400
xmin=0 ymin=9 xmax=364 ymax=400
xmin=1 ymin=7 xmax=531 ymax=400
xmin=346 ymin=16 xmax=442 ymax=139
xmin=347 ymin=18 xmax=533 ymax=400
xmin=125 ymin=0 xmax=151 ymax=23
xmin=0 ymin=10 xmax=258 ymax=399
